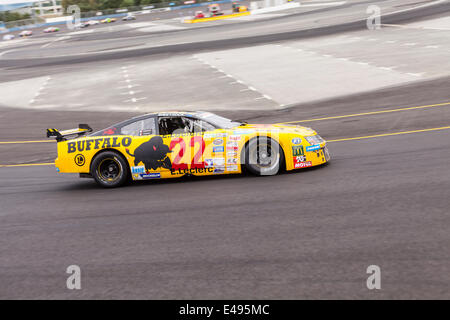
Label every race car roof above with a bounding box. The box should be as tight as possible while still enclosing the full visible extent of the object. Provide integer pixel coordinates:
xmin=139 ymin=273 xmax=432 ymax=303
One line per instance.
xmin=131 ymin=111 xmax=206 ymax=119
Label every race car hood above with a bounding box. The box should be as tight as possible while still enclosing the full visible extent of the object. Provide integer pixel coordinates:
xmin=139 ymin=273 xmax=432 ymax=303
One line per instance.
xmin=233 ymin=124 xmax=317 ymax=136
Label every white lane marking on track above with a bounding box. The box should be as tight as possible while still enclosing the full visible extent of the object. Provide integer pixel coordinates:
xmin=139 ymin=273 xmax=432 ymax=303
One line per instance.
xmin=299 ymin=1 xmax=347 ymax=7
xmin=124 ymin=97 xmax=147 ymax=103
xmin=110 ymin=106 xmax=140 ymax=111
xmin=382 ymin=22 xmax=450 ymax=31
xmin=41 ymin=42 xmax=52 ymax=48
xmin=118 ymin=84 xmax=141 ymax=89
xmin=384 ymin=0 xmax=448 ymax=17
xmin=193 ymin=54 xmax=276 ymax=103
xmin=0 ymin=49 xmax=16 ymax=57
xmin=379 ymin=66 xmax=395 ymax=71
xmin=123 ymin=90 xmax=141 ymax=95
xmin=255 ymin=95 xmax=272 ymax=100
xmin=67 ymin=30 xmax=93 ymax=35
xmin=40 ymin=36 xmax=70 ymax=49
xmin=29 ymin=76 xmax=51 ymax=105
xmin=406 ymin=72 xmax=425 ymax=77
xmin=119 ymin=64 xmax=146 ymax=103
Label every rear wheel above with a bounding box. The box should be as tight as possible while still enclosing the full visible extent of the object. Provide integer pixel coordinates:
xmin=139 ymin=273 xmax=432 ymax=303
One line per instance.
xmin=244 ymin=137 xmax=284 ymax=176
xmin=91 ymin=151 xmax=128 ymax=188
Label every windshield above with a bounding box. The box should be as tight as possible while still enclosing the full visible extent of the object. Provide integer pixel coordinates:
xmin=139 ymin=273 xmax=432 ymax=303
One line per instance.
xmin=196 ymin=112 xmax=243 ymax=129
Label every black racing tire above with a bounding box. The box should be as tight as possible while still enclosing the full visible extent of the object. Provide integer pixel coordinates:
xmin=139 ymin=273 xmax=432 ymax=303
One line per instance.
xmin=244 ymin=137 xmax=284 ymax=176
xmin=91 ymin=151 xmax=129 ymax=188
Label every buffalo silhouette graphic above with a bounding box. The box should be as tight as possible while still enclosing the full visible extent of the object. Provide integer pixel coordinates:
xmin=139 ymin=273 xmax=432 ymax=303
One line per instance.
xmin=126 ymin=136 xmax=172 ymax=171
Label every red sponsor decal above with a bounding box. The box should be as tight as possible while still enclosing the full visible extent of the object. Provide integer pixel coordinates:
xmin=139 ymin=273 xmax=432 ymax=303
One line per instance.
xmin=294 ymin=157 xmax=312 ymax=169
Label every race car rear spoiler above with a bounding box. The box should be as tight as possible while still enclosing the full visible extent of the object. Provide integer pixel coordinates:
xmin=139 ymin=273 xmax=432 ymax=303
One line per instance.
xmin=46 ymin=124 xmax=92 ymax=142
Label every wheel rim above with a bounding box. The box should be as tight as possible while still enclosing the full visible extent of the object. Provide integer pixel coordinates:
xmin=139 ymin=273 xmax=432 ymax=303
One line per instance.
xmin=249 ymin=140 xmax=279 ymax=171
xmin=97 ymin=158 xmax=122 ymax=183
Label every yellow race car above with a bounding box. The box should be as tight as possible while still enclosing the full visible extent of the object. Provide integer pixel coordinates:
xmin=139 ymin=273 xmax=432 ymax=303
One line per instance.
xmin=100 ymin=18 xmax=116 ymax=23
xmin=47 ymin=111 xmax=330 ymax=187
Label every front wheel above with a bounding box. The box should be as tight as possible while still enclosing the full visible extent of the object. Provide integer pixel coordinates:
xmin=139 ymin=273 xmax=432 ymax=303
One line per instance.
xmin=244 ymin=137 xmax=284 ymax=176
xmin=91 ymin=151 xmax=129 ymax=188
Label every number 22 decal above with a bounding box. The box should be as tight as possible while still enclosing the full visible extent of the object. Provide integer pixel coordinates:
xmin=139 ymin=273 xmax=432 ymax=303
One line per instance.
xmin=170 ymin=136 xmax=205 ymax=170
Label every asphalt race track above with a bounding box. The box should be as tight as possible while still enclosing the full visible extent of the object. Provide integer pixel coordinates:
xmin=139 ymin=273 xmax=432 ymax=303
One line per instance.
xmin=0 ymin=0 xmax=450 ymax=299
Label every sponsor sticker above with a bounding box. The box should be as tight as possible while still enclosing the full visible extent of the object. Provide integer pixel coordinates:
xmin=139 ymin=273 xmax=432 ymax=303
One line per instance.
xmin=214 ymin=158 xmax=225 ymax=166
xmin=227 ymin=146 xmax=239 ymax=151
xmin=229 ymin=135 xmax=241 ymax=141
xmin=233 ymin=130 xmax=255 ymax=135
xmin=213 ymin=138 xmax=223 ymax=145
xmin=291 ymin=138 xmax=302 ymax=145
xmin=215 ymin=132 xmax=227 ymax=138
xmin=140 ymin=173 xmax=161 ymax=179
xmin=294 ymin=160 xmax=312 ymax=169
xmin=159 ymin=112 xmax=186 ymax=117
xmin=292 ymin=145 xmax=304 ymax=157
xmin=226 ymin=165 xmax=239 ymax=172
xmin=227 ymin=151 xmax=238 ymax=157
xmin=205 ymin=159 xmax=214 ymax=168
xmin=170 ymin=167 xmax=214 ymax=175
xmin=213 ymin=146 xmax=224 ymax=153
xmin=131 ymin=165 xmax=145 ymax=174
xmin=214 ymin=166 xmax=225 ymax=174
xmin=295 ymin=155 xmax=306 ymax=162
xmin=306 ymin=144 xmax=321 ymax=152
xmin=74 ymin=154 xmax=85 ymax=166
xmin=227 ymin=158 xmax=238 ymax=165
xmin=205 ymin=132 xmax=227 ymax=139
xmin=227 ymin=141 xmax=238 ymax=147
